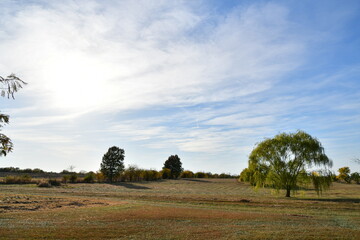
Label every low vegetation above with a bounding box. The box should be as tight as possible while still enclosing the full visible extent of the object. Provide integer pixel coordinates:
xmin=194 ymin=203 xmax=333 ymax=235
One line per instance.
xmin=0 ymin=179 xmax=359 ymax=239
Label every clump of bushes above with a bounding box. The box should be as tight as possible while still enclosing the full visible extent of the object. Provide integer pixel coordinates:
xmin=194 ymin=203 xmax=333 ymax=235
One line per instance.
xmin=121 ymin=165 xmax=143 ymax=181
xmin=161 ymin=168 xmax=171 ymax=179
xmin=95 ymin=171 xmax=105 ymax=183
xmin=120 ymin=166 xmax=162 ymax=182
xmin=37 ymin=181 xmax=51 ymax=188
xmin=142 ymin=169 xmax=162 ymax=181
xmin=48 ymin=179 xmax=61 ymax=186
xmin=37 ymin=179 xmax=61 ymax=187
xmin=4 ymin=175 xmax=33 ymax=184
xmin=181 ymin=170 xmax=194 ymax=178
xmin=69 ymin=173 xmax=78 ymax=183
xmin=194 ymin=172 xmax=207 ymax=178
xmin=62 ymin=175 xmax=70 ymax=184
xmin=84 ymin=172 xmax=96 ymax=183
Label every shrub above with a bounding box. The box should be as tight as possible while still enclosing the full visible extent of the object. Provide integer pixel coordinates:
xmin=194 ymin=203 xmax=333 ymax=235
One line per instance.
xmin=95 ymin=171 xmax=105 ymax=183
xmin=4 ymin=176 xmax=18 ymax=184
xmin=48 ymin=179 xmax=61 ymax=186
xmin=181 ymin=170 xmax=194 ymax=178
xmin=161 ymin=168 xmax=171 ymax=179
xmin=194 ymin=172 xmax=207 ymax=178
xmin=84 ymin=172 xmax=96 ymax=183
xmin=122 ymin=165 xmax=142 ymax=182
xmin=21 ymin=174 xmax=32 ymax=183
xmin=62 ymin=175 xmax=70 ymax=184
xmin=4 ymin=175 xmax=32 ymax=184
xmin=69 ymin=173 xmax=78 ymax=183
xmin=37 ymin=181 xmax=51 ymax=188
xmin=142 ymin=170 xmax=161 ymax=181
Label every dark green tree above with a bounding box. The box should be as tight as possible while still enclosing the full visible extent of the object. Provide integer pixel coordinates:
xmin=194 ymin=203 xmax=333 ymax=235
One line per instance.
xmin=1 ymin=74 xmax=26 ymax=156
xmin=163 ymin=154 xmax=183 ymax=179
xmin=247 ymin=131 xmax=332 ymax=197
xmin=351 ymin=172 xmax=360 ymax=184
xmin=100 ymin=146 xmax=125 ymax=182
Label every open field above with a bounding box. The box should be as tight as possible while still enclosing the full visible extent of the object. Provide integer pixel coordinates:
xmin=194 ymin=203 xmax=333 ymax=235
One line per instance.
xmin=0 ymin=179 xmax=359 ymax=239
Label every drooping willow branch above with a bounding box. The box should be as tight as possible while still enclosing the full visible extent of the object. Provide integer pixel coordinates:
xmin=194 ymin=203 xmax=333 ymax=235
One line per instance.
xmin=0 ymin=74 xmax=27 ymax=99
xmin=0 ymin=73 xmax=26 ymax=156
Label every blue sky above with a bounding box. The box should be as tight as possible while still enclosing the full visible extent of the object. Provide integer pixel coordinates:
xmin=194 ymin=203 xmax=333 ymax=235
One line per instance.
xmin=0 ymin=0 xmax=359 ymax=174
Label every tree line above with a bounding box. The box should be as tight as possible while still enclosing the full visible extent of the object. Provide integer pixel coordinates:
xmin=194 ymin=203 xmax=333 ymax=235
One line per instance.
xmin=1 ymin=74 xmax=359 ymax=196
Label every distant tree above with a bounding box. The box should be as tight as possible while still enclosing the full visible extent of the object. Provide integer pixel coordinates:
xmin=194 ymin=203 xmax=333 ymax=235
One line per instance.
xmin=350 ymin=172 xmax=360 ymax=184
xmin=100 ymin=146 xmax=125 ymax=183
xmin=163 ymin=155 xmax=183 ymax=179
xmin=1 ymin=74 xmax=27 ymax=156
xmin=337 ymin=167 xmax=351 ymax=183
xmin=247 ymin=131 xmax=333 ymax=197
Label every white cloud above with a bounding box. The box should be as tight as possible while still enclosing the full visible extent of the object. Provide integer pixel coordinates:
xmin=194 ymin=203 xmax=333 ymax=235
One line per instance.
xmin=3 ymin=1 xmax=358 ymax=173
xmin=0 ymin=1 xmax=304 ymax=114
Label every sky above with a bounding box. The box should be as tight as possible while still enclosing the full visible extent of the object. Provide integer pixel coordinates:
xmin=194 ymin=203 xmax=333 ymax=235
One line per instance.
xmin=0 ymin=0 xmax=359 ymax=174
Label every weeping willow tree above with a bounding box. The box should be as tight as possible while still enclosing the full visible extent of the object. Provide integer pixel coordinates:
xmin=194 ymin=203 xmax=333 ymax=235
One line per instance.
xmin=0 ymin=74 xmax=27 ymax=156
xmin=247 ymin=131 xmax=333 ymax=197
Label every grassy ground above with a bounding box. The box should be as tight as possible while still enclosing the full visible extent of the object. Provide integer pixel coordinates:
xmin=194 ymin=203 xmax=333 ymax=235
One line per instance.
xmin=0 ymin=179 xmax=359 ymax=239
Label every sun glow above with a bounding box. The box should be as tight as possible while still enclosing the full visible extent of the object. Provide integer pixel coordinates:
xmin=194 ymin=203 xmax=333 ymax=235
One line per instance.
xmin=41 ymin=52 xmax=114 ymax=111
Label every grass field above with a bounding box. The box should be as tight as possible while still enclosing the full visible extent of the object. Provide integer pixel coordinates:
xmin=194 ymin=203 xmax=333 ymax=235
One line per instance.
xmin=0 ymin=179 xmax=359 ymax=239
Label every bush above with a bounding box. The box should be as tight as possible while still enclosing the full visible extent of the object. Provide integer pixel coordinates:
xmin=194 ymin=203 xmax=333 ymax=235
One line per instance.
xmin=194 ymin=172 xmax=207 ymax=178
xmin=69 ymin=173 xmax=78 ymax=183
xmin=4 ymin=176 xmax=18 ymax=184
xmin=84 ymin=172 xmax=96 ymax=183
xmin=161 ymin=168 xmax=171 ymax=179
xmin=37 ymin=181 xmax=51 ymax=188
xmin=21 ymin=174 xmax=32 ymax=183
xmin=95 ymin=171 xmax=105 ymax=183
xmin=62 ymin=175 xmax=70 ymax=184
xmin=122 ymin=165 xmax=142 ymax=182
xmin=142 ymin=170 xmax=161 ymax=181
xmin=4 ymin=175 xmax=32 ymax=184
xmin=181 ymin=170 xmax=194 ymax=178
xmin=48 ymin=179 xmax=61 ymax=186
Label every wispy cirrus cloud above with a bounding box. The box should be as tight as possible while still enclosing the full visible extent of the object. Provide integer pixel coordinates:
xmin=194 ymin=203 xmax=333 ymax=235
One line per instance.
xmin=0 ymin=0 xmax=359 ymax=173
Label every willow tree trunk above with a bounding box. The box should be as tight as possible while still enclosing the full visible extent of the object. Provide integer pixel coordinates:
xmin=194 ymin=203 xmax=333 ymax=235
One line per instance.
xmin=286 ymin=188 xmax=291 ymax=197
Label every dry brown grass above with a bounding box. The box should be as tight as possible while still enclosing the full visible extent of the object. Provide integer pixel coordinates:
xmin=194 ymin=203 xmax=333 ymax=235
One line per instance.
xmin=0 ymin=179 xmax=359 ymax=239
